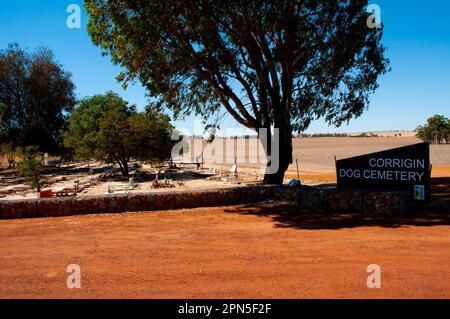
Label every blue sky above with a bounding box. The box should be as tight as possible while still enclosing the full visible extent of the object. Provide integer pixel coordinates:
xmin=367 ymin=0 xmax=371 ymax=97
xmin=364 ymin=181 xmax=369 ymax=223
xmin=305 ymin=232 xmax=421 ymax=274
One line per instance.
xmin=0 ymin=0 xmax=449 ymax=135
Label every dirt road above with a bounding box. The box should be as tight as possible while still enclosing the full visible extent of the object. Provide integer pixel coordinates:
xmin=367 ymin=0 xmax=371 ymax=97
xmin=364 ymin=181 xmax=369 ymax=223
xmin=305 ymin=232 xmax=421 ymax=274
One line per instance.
xmin=1 ymin=203 xmax=450 ymax=299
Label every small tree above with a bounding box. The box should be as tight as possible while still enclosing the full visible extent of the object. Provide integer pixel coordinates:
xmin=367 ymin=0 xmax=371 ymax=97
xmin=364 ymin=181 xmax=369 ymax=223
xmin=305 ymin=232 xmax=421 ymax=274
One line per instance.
xmin=16 ymin=146 xmax=43 ymax=191
xmin=65 ymin=92 xmax=176 ymax=177
xmin=1 ymin=142 xmax=17 ymax=168
xmin=416 ymin=115 xmax=450 ymax=144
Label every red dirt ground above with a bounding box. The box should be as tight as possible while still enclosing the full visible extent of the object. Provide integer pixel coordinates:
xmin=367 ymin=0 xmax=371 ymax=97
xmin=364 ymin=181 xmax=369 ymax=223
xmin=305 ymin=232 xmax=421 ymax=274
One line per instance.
xmin=1 ymin=201 xmax=450 ymax=299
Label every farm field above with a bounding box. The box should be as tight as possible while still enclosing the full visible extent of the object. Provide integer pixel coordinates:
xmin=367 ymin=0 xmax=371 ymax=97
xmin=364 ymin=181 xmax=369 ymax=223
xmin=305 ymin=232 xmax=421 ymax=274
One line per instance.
xmin=225 ymin=136 xmax=450 ymax=173
xmin=200 ymin=135 xmax=450 ymax=184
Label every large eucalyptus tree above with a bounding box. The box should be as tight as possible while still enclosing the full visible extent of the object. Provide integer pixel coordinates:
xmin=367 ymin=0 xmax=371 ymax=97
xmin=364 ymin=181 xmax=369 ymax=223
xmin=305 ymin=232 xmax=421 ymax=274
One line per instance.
xmin=85 ymin=0 xmax=389 ymax=184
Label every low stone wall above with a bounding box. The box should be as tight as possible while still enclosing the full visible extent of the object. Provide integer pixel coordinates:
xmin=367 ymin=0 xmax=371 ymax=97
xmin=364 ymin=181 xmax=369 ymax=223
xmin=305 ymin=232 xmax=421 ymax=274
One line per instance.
xmin=273 ymin=186 xmax=411 ymax=216
xmin=0 ymin=185 xmax=412 ymax=219
xmin=0 ymin=186 xmax=275 ymax=219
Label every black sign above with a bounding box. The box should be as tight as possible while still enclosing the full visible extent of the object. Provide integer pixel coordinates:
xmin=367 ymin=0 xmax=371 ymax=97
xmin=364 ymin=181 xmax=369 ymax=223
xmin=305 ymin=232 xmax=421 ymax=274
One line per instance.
xmin=336 ymin=143 xmax=431 ymax=201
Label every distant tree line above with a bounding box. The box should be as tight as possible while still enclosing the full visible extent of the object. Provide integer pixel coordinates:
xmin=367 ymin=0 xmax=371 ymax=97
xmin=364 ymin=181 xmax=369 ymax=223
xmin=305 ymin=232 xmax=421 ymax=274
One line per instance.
xmin=295 ymin=132 xmax=380 ymax=138
xmin=416 ymin=115 xmax=450 ymax=144
xmin=191 ymin=132 xmax=387 ymax=139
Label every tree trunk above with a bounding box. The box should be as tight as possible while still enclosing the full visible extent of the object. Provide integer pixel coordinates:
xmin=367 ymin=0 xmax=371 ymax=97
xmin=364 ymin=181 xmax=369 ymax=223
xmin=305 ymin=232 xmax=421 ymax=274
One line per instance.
xmin=8 ymin=157 xmax=15 ymax=168
xmin=122 ymin=161 xmax=129 ymax=177
xmin=260 ymin=125 xmax=293 ymax=185
xmin=117 ymin=160 xmax=129 ymax=177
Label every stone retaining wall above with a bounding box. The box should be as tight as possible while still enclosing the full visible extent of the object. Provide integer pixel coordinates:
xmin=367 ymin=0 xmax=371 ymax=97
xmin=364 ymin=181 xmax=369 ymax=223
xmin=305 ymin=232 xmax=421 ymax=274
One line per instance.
xmin=273 ymin=186 xmax=411 ymax=216
xmin=0 ymin=185 xmax=412 ymax=219
xmin=0 ymin=186 xmax=275 ymax=219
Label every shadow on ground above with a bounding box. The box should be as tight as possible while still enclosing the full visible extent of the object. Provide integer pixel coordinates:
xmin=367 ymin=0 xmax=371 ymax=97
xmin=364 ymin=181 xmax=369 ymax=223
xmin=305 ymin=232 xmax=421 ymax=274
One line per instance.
xmin=1 ymin=164 xmax=215 ymax=182
xmin=225 ymin=177 xmax=450 ymax=230
xmin=431 ymin=177 xmax=450 ymax=203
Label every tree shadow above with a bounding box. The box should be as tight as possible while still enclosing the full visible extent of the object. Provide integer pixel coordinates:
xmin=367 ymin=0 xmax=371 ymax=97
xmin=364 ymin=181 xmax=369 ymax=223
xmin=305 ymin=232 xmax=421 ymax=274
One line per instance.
xmin=43 ymin=165 xmax=117 ymax=176
xmin=225 ymin=203 xmax=450 ymax=230
xmin=224 ymin=177 xmax=450 ymax=230
xmin=431 ymin=177 xmax=450 ymax=203
xmin=159 ymin=169 xmax=216 ymax=182
xmin=225 ymin=204 xmax=450 ymax=230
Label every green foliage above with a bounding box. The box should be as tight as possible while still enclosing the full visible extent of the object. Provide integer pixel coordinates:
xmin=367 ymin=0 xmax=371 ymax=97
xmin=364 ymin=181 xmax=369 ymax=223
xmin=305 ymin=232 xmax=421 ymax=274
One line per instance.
xmin=16 ymin=146 xmax=43 ymax=191
xmin=65 ymin=92 xmax=176 ymax=176
xmin=84 ymin=0 xmax=390 ymax=184
xmin=1 ymin=142 xmax=17 ymax=168
xmin=85 ymin=0 xmax=389 ymax=129
xmin=0 ymin=43 xmax=76 ymax=154
xmin=416 ymin=115 xmax=450 ymax=144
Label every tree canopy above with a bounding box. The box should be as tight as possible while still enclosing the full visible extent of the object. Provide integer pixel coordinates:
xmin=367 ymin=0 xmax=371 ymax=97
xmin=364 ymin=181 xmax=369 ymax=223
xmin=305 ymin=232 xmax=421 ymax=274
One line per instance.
xmin=64 ymin=92 xmax=175 ymax=176
xmin=85 ymin=0 xmax=389 ymax=183
xmin=416 ymin=115 xmax=450 ymax=144
xmin=0 ymin=43 xmax=76 ymax=153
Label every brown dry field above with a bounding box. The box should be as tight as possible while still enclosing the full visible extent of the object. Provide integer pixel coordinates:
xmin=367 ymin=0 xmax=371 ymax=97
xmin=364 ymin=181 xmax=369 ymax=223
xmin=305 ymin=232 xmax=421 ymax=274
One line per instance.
xmin=198 ymin=136 xmax=450 ymax=179
xmin=1 ymin=201 xmax=450 ymax=299
xmin=289 ymin=136 xmax=450 ymax=172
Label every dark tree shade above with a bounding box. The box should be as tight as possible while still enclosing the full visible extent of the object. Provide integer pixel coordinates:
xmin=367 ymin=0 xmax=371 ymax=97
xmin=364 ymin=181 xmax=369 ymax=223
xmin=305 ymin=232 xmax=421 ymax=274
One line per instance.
xmin=85 ymin=0 xmax=390 ymax=184
xmin=0 ymin=43 xmax=76 ymax=153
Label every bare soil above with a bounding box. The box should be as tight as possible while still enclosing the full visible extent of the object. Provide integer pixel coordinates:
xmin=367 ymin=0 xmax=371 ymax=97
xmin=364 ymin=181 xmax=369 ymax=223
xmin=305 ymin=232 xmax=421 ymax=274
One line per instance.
xmin=290 ymin=136 xmax=450 ymax=172
xmin=192 ymin=136 xmax=450 ymax=177
xmin=1 ymin=201 xmax=450 ymax=299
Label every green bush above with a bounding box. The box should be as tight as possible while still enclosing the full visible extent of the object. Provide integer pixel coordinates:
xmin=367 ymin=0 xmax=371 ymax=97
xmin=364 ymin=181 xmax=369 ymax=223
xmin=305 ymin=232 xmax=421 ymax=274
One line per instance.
xmin=16 ymin=146 xmax=42 ymax=191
